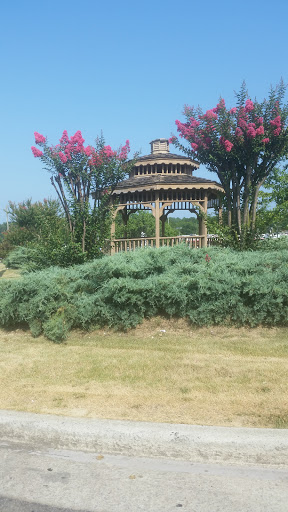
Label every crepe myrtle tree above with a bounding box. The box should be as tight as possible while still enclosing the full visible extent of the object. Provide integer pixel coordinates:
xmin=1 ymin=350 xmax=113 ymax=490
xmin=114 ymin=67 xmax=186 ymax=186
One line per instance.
xmin=32 ymin=130 xmax=134 ymax=257
xmin=170 ymin=81 xmax=288 ymax=237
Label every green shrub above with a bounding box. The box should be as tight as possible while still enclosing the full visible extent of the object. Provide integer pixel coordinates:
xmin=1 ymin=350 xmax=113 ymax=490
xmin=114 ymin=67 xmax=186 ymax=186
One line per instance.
xmin=0 ymin=239 xmax=14 ymax=259
xmin=4 ymin=241 xmax=86 ymax=272
xmin=0 ymin=198 xmax=87 ymax=269
xmin=1 ymin=245 xmax=288 ymax=342
xmin=42 ymin=310 xmax=71 ymax=343
xmin=29 ymin=318 xmax=42 ymax=338
xmin=4 ymin=246 xmax=38 ymax=269
xmin=254 ymin=237 xmax=288 ymax=251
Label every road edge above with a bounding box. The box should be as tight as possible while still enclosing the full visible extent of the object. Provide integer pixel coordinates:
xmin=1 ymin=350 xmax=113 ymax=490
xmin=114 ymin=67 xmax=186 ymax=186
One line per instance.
xmin=0 ymin=410 xmax=287 ymax=467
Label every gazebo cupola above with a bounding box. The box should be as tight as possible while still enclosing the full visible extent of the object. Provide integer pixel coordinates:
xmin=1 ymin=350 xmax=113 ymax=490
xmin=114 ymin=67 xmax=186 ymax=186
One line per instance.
xmin=150 ymin=138 xmax=170 ymax=154
xmin=110 ymin=138 xmax=224 ymax=253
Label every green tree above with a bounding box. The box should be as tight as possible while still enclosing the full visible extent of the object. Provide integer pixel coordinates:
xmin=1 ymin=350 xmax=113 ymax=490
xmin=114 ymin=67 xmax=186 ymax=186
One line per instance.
xmin=0 ymin=198 xmax=84 ymax=266
xmin=257 ymin=167 xmax=288 ymax=233
xmin=171 ymin=81 xmax=288 ymax=240
xmin=115 ymin=211 xmax=156 ymax=238
xmin=7 ymin=198 xmax=63 ymax=231
xmin=0 ymin=223 xmax=7 ymax=241
xmin=169 ymin=216 xmax=199 ymax=235
xmin=31 ymin=131 xmax=134 ymax=258
xmin=115 ymin=213 xmax=215 ymax=239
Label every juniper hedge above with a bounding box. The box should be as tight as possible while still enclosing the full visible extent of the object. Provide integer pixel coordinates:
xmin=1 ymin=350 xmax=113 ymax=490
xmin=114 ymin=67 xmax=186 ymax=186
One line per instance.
xmin=0 ymin=245 xmax=288 ymax=342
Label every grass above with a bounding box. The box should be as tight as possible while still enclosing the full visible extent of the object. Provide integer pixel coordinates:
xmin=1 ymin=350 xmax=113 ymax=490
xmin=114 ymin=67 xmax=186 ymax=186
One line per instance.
xmin=0 ymin=318 xmax=287 ymax=428
xmin=0 ymin=261 xmax=20 ymax=279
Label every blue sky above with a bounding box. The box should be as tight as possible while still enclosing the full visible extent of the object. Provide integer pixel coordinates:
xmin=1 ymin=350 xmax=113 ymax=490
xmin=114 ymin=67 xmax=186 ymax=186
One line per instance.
xmin=1 ymin=0 xmax=287 ymax=223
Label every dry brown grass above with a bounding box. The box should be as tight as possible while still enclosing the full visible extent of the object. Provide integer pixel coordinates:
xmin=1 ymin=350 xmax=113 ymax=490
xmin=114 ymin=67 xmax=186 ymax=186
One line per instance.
xmin=0 ymin=261 xmax=20 ymax=280
xmin=0 ymin=318 xmax=287 ymax=428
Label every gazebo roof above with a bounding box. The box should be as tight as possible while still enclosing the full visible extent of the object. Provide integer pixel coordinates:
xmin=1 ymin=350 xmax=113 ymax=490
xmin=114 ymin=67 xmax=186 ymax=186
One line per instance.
xmin=113 ymin=138 xmax=224 ymax=194
xmin=114 ymin=174 xmax=222 ymax=191
xmin=130 ymin=138 xmax=199 ymax=167
xmin=135 ymin=152 xmax=199 ymax=165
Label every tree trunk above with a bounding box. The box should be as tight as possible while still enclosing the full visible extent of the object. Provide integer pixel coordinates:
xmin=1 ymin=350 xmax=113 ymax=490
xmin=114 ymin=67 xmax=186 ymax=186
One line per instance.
xmin=226 ymin=189 xmax=232 ymax=227
xmin=232 ymin=178 xmax=239 ymax=230
xmin=52 ymin=176 xmax=73 ymax=234
xmin=251 ymin=180 xmax=265 ymax=230
xmin=236 ymin=179 xmax=242 ymax=234
xmin=243 ymin=166 xmax=252 ymax=227
xmin=82 ymin=220 xmax=86 ymax=252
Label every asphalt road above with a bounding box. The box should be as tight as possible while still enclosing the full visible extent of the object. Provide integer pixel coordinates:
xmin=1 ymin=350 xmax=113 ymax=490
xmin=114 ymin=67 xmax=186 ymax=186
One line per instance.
xmin=1 ymin=439 xmax=288 ymax=512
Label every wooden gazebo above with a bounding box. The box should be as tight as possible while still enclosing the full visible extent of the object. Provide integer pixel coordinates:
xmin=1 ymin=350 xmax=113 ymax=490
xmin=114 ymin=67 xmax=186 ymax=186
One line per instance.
xmin=110 ymin=138 xmax=224 ymax=254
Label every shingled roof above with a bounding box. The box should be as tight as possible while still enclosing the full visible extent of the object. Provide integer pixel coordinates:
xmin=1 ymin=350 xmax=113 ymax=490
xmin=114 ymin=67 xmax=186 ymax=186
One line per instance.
xmin=114 ymin=174 xmax=222 ymax=191
xmin=135 ymin=152 xmax=198 ymax=164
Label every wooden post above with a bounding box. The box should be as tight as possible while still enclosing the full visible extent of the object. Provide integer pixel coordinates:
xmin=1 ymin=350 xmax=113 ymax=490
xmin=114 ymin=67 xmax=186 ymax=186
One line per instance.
xmin=121 ymin=207 xmax=128 ymax=239
xmin=203 ymin=192 xmax=208 ymax=247
xmin=160 ymin=212 xmax=168 ymax=237
xmin=218 ymin=199 xmax=223 ymax=225
xmin=110 ymin=209 xmax=117 ymax=255
xmin=199 ymin=193 xmax=208 ymax=248
xmin=110 ymin=217 xmax=116 ymax=255
xmin=161 ymin=217 xmax=165 ymax=237
xmin=155 ymin=191 xmax=160 ymax=248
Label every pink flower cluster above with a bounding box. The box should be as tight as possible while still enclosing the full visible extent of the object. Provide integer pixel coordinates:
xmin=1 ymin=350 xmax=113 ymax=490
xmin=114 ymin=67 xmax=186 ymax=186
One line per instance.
xmin=59 ymin=130 xmax=69 ymax=145
xmin=247 ymin=123 xmax=256 ymax=138
xmin=255 ymin=125 xmax=264 ymax=136
xmin=237 ymin=109 xmax=248 ymax=130
xmin=244 ymin=99 xmax=254 ymax=112
xmin=220 ymin=137 xmax=233 ymax=152
xmin=215 ymin=98 xmax=226 ymax=112
xmin=176 ymin=117 xmax=213 ymax=151
xmin=69 ymin=130 xmax=85 ymax=153
xmin=236 ymin=112 xmax=269 ymax=141
xmin=190 ymin=118 xmax=200 ymax=128
xmin=34 ymin=132 xmax=46 ymax=144
xmin=119 ymin=140 xmax=130 ymax=161
xmin=59 ymin=152 xmax=68 ymax=163
xmin=202 ymin=109 xmax=218 ymax=120
xmin=83 ymin=145 xmax=94 ymax=158
xmin=175 ymin=119 xmax=195 ymax=139
xmin=238 ymin=119 xmax=247 ymax=130
xmin=175 ymin=95 xmax=284 ymax=154
xmin=270 ymin=115 xmax=281 ymax=135
xmin=100 ymin=145 xmax=117 ymax=159
xmin=49 ymin=130 xmax=86 ymax=162
xmin=83 ymin=146 xmax=101 ymax=167
xmin=224 ymin=140 xmax=233 ymax=152
xmin=32 ymin=129 xmax=130 ymax=167
xmin=31 ymin=146 xmax=43 ymax=157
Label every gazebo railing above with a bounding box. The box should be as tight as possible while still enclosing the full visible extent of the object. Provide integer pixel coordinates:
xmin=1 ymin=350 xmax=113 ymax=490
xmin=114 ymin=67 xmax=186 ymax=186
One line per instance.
xmin=160 ymin=236 xmax=201 ymax=248
xmin=111 ymin=235 xmax=218 ymax=253
xmin=113 ymin=237 xmax=156 ymax=253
